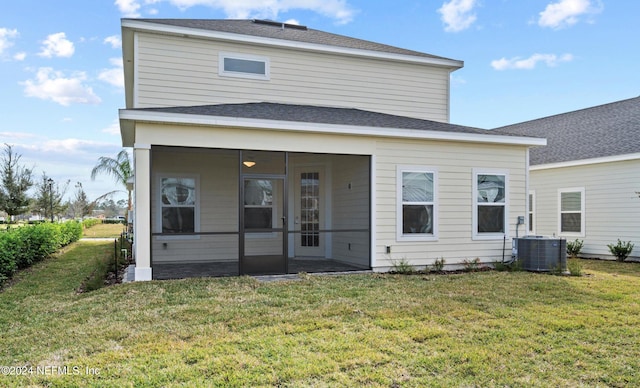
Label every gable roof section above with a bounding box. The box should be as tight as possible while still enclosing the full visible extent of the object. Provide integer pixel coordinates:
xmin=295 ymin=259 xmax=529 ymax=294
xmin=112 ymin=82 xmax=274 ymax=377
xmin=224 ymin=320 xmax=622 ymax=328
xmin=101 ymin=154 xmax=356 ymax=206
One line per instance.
xmin=495 ymin=96 xmax=640 ymax=166
xmin=122 ymin=18 xmax=462 ymax=67
xmin=119 ymin=102 xmax=545 ymax=147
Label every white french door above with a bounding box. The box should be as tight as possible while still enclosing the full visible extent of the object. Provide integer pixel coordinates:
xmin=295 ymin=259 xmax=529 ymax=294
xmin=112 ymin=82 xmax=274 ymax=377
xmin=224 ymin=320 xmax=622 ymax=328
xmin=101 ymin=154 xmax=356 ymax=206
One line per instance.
xmin=294 ymin=166 xmax=325 ymax=257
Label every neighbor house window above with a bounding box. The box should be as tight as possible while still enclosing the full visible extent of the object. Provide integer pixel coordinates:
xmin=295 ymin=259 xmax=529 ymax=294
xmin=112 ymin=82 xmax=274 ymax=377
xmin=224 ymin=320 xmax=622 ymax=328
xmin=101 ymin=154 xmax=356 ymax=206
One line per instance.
xmin=397 ymin=166 xmax=438 ymax=241
xmin=473 ymin=169 xmax=508 ymax=239
xmin=528 ymin=191 xmax=536 ymax=234
xmin=219 ymin=52 xmax=270 ymax=80
xmin=158 ymin=175 xmax=199 ymax=237
xmin=559 ymin=188 xmax=585 ymax=236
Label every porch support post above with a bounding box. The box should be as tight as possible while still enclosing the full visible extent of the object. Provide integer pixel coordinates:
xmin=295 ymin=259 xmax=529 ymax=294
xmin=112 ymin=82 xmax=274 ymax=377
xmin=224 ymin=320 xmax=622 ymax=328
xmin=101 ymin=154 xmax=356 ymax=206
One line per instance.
xmin=134 ymin=143 xmax=152 ymax=281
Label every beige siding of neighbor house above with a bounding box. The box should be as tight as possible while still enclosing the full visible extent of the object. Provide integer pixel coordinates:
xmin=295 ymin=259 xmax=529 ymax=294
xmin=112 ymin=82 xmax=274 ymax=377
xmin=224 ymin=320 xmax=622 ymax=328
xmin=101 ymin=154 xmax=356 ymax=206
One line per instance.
xmin=530 ymin=159 xmax=640 ymax=259
xmin=134 ymin=32 xmax=452 ymax=122
xmin=374 ymin=139 xmax=529 ymax=270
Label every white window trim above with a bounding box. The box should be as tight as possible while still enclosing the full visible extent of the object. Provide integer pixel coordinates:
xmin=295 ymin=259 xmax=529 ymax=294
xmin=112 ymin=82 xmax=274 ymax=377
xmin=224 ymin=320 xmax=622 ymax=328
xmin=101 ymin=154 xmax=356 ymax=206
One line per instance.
xmin=218 ymin=51 xmax=270 ymax=80
xmin=558 ymin=187 xmax=585 ymax=238
xmin=528 ymin=190 xmax=536 ymax=235
xmin=155 ymin=173 xmax=200 ymax=240
xmin=396 ymin=165 xmax=438 ymax=242
xmin=472 ymin=168 xmax=509 ymax=240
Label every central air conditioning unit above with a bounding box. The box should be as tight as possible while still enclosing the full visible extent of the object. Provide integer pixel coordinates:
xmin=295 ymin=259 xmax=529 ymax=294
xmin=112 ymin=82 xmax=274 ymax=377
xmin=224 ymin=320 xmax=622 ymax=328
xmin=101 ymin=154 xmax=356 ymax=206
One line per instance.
xmin=513 ymin=236 xmax=567 ymax=272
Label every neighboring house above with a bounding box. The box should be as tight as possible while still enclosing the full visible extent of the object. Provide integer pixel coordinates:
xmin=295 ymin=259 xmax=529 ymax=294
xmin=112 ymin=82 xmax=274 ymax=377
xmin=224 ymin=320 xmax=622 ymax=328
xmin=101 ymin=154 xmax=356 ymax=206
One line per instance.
xmin=118 ymin=18 xmax=544 ymax=281
xmin=498 ymin=96 xmax=640 ymax=260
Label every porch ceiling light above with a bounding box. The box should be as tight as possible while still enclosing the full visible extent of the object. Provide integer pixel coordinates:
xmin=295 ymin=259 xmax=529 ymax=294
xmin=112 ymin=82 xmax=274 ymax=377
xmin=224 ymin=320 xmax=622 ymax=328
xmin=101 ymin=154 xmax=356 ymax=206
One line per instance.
xmin=243 ymin=160 xmax=256 ymax=168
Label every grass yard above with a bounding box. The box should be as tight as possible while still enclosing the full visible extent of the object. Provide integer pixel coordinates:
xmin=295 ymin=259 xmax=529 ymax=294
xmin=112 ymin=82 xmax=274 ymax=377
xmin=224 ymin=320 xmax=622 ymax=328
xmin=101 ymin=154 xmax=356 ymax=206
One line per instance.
xmin=1 ymin=243 xmax=639 ymax=387
xmin=82 ymin=222 xmax=126 ymax=239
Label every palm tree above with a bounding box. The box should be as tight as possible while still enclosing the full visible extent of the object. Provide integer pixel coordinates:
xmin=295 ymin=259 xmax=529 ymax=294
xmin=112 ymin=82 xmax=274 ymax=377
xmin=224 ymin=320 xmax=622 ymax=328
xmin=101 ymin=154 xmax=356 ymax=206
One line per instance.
xmin=91 ymin=149 xmax=133 ymax=212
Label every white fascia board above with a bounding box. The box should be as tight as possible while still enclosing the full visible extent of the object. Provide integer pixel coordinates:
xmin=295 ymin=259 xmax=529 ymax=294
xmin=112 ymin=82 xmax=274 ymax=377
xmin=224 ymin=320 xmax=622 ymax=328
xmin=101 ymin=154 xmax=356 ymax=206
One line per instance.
xmin=531 ymin=153 xmax=640 ymax=170
xmin=121 ymin=20 xmax=463 ymax=69
xmin=118 ymin=109 xmax=547 ymax=147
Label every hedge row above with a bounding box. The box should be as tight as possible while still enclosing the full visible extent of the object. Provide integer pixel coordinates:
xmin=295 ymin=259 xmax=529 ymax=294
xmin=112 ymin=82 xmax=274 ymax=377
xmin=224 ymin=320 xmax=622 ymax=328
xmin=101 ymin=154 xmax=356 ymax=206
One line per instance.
xmin=82 ymin=218 xmax=102 ymax=229
xmin=0 ymin=221 xmax=83 ymax=285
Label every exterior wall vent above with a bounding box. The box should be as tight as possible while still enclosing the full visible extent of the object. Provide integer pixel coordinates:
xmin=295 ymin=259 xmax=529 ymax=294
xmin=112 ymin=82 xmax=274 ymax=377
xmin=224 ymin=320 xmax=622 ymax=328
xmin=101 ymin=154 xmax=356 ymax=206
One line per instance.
xmin=514 ymin=236 xmax=567 ymax=272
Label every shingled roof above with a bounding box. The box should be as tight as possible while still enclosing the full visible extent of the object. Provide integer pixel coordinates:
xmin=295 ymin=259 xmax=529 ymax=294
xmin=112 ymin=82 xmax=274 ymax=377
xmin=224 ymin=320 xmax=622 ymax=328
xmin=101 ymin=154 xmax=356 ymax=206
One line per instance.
xmin=126 ymin=19 xmax=458 ymax=63
xmin=495 ymin=96 xmax=640 ymax=165
xmin=135 ymin=102 xmax=498 ymax=135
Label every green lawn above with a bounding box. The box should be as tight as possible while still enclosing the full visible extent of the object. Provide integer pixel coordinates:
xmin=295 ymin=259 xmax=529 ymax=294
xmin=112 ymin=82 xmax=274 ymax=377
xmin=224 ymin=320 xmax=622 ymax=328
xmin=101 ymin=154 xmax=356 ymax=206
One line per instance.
xmin=82 ymin=223 xmax=126 ymax=239
xmin=1 ymin=243 xmax=639 ymax=387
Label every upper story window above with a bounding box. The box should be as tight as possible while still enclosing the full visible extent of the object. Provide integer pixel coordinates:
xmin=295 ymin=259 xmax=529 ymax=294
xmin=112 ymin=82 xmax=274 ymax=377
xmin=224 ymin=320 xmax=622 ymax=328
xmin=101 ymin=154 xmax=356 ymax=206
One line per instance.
xmin=219 ymin=52 xmax=270 ymax=80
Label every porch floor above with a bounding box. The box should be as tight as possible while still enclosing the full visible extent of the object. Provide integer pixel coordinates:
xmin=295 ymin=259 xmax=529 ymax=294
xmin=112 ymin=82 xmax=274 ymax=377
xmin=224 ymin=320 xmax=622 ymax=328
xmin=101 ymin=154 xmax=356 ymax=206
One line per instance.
xmin=152 ymin=259 xmax=367 ymax=280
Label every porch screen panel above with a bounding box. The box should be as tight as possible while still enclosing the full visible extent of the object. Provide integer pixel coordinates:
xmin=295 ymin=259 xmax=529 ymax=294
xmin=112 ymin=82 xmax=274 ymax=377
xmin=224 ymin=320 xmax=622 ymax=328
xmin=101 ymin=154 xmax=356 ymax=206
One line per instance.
xmin=301 ymin=172 xmax=320 ymax=247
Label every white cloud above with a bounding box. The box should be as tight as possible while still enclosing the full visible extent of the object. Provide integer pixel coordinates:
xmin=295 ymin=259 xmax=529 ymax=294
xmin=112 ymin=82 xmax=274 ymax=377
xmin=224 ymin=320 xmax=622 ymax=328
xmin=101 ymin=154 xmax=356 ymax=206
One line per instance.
xmin=438 ymin=0 xmax=478 ymax=32
xmin=491 ymin=53 xmax=574 ymax=70
xmin=13 ymin=52 xmax=26 ymax=61
xmin=146 ymin=0 xmax=356 ymax=24
xmin=102 ymin=120 xmax=121 ymax=135
xmin=104 ymin=35 xmax=122 ymax=49
xmin=98 ymin=68 xmax=125 ymax=88
xmin=0 ymin=28 xmax=18 ymax=55
xmin=538 ymin=0 xmax=602 ymax=29
xmin=38 ymin=138 xmax=116 ymax=154
xmin=22 ymin=67 xmax=102 ymax=106
xmin=38 ymin=32 xmax=75 ymax=58
xmin=98 ymin=58 xmax=125 ymax=88
xmin=0 ymin=131 xmax=37 ymax=140
xmin=115 ymin=0 xmax=141 ymax=17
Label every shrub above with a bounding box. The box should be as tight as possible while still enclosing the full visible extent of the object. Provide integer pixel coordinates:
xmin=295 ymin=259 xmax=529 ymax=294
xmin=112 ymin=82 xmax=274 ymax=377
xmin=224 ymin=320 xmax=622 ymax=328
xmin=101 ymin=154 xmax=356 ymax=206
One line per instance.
xmin=567 ymin=258 xmax=583 ymax=276
xmin=82 ymin=218 xmax=101 ymax=229
xmin=463 ymin=258 xmax=481 ymax=272
xmin=566 ymin=239 xmax=584 ymax=258
xmin=390 ymin=258 xmax=415 ymax=274
xmin=607 ymin=239 xmax=635 ymax=262
xmin=430 ymin=257 xmax=445 ymax=272
xmin=102 ymin=219 xmax=126 ymax=225
xmin=60 ymin=221 xmax=82 ymax=245
xmin=0 ymin=221 xmax=81 ymax=287
xmin=494 ymin=260 xmax=521 ymax=272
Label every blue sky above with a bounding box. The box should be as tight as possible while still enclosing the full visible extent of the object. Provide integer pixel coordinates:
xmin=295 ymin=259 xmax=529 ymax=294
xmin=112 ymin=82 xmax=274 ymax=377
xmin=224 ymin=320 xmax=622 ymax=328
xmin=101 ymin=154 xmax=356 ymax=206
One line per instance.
xmin=1 ymin=0 xmax=638 ymax=202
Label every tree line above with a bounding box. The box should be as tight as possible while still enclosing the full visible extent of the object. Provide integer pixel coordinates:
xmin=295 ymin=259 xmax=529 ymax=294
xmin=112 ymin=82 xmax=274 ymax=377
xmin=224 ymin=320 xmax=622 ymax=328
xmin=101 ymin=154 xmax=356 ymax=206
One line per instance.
xmin=0 ymin=144 xmax=131 ymax=223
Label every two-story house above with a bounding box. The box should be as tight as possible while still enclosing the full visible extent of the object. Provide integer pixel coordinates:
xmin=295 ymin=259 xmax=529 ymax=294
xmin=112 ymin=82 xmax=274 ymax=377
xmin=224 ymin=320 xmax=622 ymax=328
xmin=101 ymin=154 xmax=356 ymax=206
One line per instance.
xmin=118 ymin=19 xmax=544 ymax=281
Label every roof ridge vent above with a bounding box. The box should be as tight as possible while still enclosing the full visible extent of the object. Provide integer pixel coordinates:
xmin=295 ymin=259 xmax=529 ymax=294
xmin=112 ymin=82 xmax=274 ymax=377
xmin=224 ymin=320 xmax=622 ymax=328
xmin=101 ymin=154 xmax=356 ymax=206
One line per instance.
xmin=253 ymin=19 xmax=308 ymax=31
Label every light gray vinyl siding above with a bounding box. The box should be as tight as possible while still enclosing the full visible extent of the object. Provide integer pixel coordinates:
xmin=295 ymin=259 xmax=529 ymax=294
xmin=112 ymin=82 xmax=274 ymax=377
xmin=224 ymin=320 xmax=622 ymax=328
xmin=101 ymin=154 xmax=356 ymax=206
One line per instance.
xmin=374 ymin=139 xmax=528 ymax=269
xmin=530 ymin=159 xmax=640 ymax=259
xmin=135 ymin=32 xmax=451 ymax=122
